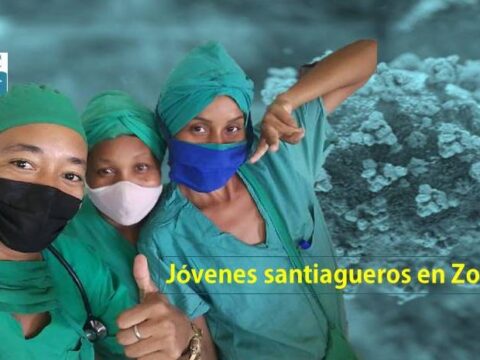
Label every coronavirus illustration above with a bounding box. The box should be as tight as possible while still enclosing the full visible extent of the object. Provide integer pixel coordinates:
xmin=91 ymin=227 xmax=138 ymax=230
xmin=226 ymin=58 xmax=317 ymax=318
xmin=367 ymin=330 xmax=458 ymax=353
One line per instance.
xmin=262 ymin=52 xmax=480 ymax=304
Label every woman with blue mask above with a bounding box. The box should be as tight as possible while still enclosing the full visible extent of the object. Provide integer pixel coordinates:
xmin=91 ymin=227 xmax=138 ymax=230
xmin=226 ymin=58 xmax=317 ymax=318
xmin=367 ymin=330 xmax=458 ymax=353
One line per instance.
xmin=139 ymin=39 xmax=377 ymax=359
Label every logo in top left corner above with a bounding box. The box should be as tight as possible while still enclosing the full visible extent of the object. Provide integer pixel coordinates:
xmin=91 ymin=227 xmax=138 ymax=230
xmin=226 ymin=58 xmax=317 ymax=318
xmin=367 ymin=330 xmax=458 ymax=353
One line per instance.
xmin=0 ymin=52 xmax=8 ymax=95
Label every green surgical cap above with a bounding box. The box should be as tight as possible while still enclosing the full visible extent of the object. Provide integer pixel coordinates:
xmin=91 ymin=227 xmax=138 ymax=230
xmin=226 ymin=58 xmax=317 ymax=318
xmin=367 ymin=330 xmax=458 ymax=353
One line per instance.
xmin=82 ymin=90 xmax=166 ymax=161
xmin=0 ymin=84 xmax=85 ymax=140
xmin=156 ymin=41 xmax=254 ymax=136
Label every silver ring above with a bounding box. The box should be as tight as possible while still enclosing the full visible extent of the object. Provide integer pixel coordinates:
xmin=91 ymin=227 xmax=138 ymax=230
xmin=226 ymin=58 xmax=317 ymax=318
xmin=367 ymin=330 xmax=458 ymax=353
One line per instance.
xmin=133 ymin=324 xmax=143 ymax=341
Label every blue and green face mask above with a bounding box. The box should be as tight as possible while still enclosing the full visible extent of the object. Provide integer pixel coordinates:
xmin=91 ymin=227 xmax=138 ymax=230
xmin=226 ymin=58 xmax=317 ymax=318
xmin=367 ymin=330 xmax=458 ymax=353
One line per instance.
xmin=157 ymin=112 xmax=254 ymax=193
xmin=168 ymin=138 xmax=248 ymax=192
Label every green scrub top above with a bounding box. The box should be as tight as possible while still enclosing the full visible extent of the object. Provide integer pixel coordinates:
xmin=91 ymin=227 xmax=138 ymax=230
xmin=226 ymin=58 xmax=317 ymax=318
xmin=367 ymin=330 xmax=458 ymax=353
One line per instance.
xmin=139 ymin=97 xmax=348 ymax=360
xmin=0 ymin=309 xmax=93 ymax=360
xmin=64 ymin=196 xmax=138 ymax=300
xmin=55 ymin=199 xmax=138 ymax=359
xmin=0 ymin=233 xmax=134 ymax=359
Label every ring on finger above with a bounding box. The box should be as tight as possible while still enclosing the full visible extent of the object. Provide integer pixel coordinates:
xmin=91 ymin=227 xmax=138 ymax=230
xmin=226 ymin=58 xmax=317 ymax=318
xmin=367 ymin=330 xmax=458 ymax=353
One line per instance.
xmin=133 ymin=324 xmax=143 ymax=341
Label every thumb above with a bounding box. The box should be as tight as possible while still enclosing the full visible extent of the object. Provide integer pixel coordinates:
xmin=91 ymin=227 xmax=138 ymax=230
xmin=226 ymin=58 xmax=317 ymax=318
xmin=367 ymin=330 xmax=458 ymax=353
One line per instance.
xmin=133 ymin=254 xmax=158 ymax=302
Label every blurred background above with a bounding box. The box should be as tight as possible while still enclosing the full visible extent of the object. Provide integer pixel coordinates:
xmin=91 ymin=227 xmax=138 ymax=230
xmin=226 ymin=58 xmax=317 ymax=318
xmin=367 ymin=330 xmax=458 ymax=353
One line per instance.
xmin=1 ymin=1 xmax=479 ymax=359
xmin=1 ymin=0 xmax=479 ymax=109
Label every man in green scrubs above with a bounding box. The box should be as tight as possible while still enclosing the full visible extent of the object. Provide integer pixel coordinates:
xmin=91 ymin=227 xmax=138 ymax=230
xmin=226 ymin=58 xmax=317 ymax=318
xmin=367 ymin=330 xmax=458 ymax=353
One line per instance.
xmin=0 ymin=84 xmax=125 ymax=359
xmin=0 ymin=84 xmax=208 ymax=360
xmin=139 ymin=40 xmax=377 ymax=359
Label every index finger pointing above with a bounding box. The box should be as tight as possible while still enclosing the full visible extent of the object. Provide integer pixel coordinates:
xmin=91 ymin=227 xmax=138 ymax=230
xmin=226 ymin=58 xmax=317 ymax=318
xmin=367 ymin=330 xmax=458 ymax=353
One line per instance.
xmin=249 ymin=138 xmax=269 ymax=164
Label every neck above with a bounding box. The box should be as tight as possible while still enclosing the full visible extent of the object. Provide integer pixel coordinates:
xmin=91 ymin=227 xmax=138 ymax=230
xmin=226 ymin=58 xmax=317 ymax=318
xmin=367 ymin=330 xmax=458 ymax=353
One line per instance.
xmin=178 ymin=174 xmax=242 ymax=209
xmin=115 ymin=224 xmax=140 ymax=246
xmin=101 ymin=214 xmax=140 ymax=246
xmin=0 ymin=241 xmax=42 ymax=261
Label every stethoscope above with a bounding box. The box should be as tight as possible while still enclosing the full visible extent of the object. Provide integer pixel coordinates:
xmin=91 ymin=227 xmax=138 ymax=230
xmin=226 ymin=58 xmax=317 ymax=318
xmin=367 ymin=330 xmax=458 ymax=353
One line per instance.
xmin=47 ymin=245 xmax=108 ymax=343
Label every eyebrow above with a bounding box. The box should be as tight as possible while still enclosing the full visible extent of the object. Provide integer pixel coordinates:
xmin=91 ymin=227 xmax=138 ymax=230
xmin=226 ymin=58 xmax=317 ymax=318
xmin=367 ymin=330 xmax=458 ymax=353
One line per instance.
xmin=134 ymin=151 xmax=152 ymax=158
xmin=96 ymin=150 xmax=151 ymax=163
xmin=193 ymin=115 xmax=244 ymax=123
xmin=68 ymin=157 xmax=87 ymax=168
xmin=1 ymin=143 xmax=43 ymax=154
xmin=2 ymin=143 xmax=86 ymax=167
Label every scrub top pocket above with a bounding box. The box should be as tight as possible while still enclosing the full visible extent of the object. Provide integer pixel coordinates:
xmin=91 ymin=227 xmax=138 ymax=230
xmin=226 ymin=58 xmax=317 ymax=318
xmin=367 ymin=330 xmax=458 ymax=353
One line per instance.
xmin=66 ymin=336 xmax=93 ymax=360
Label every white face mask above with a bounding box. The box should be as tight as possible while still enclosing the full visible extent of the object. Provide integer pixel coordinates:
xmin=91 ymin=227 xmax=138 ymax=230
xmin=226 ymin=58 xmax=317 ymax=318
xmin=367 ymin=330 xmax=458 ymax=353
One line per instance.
xmin=86 ymin=181 xmax=163 ymax=226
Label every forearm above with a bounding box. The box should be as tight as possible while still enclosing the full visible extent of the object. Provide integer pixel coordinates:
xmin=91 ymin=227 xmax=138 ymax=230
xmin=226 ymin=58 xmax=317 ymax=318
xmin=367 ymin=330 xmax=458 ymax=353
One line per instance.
xmin=279 ymin=39 xmax=377 ymax=109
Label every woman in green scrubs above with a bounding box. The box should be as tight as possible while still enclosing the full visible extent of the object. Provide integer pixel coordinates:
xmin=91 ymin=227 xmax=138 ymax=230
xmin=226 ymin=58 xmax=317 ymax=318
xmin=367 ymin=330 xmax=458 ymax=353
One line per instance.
xmin=56 ymin=91 xmax=216 ymax=359
xmin=139 ymin=39 xmax=377 ymax=359
xmin=72 ymin=90 xmax=217 ymax=360
xmin=60 ymin=90 xmax=166 ymax=301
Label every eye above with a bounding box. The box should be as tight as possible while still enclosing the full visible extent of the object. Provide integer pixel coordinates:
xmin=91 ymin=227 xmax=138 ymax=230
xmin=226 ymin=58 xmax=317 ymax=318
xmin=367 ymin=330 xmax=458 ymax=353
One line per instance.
xmin=190 ymin=125 xmax=207 ymax=134
xmin=136 ymin=163 xmax=150 ymax=172
xmin=226 ymin=125 xmax=242 ymax=134
xmin=10 ymin=160 xmax=34 ymax=170
xmin=64 ymin=173 xmax=83 ymax=183
xmin=97 ymin=168 xmax=115 ymax=176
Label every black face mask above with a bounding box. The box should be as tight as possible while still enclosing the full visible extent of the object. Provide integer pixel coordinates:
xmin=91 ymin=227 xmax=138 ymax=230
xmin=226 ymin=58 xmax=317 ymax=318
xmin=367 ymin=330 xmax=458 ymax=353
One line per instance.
xmin=0 ymin=178 xmax=82 ymax=253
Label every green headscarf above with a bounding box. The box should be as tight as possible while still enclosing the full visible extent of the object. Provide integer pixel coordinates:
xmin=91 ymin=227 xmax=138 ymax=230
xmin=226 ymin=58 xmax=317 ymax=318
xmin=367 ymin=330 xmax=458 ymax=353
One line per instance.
xmin=0 ymin=84 xmax=85 ymax=140
xmin=82 ymin=90 xmax=166 ymax=161
xmin=156 ymin=41 xmax=254 ymax=136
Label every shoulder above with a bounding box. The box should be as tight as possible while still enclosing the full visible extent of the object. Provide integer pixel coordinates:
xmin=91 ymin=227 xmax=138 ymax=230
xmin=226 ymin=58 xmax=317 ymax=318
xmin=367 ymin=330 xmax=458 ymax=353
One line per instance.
xmin=139 ymin=183 xmax=185 ymax=252
xmin=292 ymin=96 xmax=327 ymax=124
xmin=60 ymin=197 xmax=99 ymax=238
xmin=142 ymin=183 xmax=186 ymax=235
xmin=58 ymin=196 xmax=114 ymax=254
xmin=47 ymin=232 xmax=116 ymax=308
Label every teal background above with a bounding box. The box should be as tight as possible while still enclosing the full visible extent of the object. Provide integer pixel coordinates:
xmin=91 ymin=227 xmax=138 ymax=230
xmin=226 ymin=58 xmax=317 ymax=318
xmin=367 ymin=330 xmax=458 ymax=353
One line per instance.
xmin=0 ymin=1 xmax=478 ymax=359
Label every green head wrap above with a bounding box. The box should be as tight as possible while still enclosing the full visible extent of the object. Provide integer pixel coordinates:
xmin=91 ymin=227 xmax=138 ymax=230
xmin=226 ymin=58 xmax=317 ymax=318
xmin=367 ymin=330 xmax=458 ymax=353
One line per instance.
xmin=82 ymin=90 xmax=166 ymax=161
xmin=0 ymin=84 xmax=85 ymax=140
xmin=156 ymin=41 xmax=254 ymax=136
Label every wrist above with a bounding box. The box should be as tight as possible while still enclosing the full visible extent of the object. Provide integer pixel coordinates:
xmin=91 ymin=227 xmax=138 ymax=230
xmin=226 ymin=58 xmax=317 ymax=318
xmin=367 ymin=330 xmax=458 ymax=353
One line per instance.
xmin=180 ymin=322 xmax=203 ymax=360
xmin=274 ymin=92 xmax=296 ymax=112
